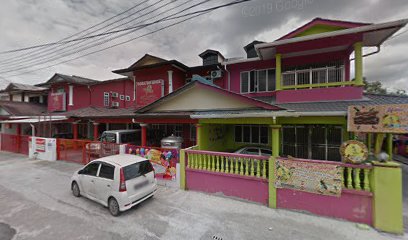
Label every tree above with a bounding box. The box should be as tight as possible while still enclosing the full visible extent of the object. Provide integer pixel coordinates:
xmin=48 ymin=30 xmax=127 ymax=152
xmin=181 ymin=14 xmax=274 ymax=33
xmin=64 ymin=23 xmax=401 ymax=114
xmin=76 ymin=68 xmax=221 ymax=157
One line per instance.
xmin=363 ymin=79 xmax=387 ymax=94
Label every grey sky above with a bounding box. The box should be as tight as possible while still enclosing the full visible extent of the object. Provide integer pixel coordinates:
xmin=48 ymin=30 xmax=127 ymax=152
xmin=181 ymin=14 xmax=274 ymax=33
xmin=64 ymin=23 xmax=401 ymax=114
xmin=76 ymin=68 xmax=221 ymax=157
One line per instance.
xmin=0 ymin=0 xmax=407 ymax=91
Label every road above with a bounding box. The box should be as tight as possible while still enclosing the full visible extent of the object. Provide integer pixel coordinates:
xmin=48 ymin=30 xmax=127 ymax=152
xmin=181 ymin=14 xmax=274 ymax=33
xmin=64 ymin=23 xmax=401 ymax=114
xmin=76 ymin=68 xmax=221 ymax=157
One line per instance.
xmin=0 ymin=151 xmax=406 ymax=240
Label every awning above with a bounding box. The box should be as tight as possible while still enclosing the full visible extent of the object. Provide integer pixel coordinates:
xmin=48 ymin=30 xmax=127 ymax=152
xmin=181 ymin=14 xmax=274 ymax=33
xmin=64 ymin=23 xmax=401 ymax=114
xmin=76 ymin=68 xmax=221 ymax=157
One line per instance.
xmin=0 ymin=116 xmax=68 ymax=123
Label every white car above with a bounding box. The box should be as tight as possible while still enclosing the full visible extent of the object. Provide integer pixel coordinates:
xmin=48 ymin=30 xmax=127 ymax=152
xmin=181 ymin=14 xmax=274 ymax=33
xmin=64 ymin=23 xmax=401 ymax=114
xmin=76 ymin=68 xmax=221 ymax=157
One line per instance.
xmin=71 ymin=154 xmax=157 ymax=216
xmin=234 ymin=146 xmax=272 ymax=156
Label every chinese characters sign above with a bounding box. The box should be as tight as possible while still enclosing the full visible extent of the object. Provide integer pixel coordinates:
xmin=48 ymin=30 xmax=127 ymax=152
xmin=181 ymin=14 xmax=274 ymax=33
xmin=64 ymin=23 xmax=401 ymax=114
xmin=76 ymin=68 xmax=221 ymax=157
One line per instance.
xmin=348 ymin=104 xmax=408 ymax=133
xmin=275 ymin=158 xmax=342 ymax=196
xmin=136 ymin=80 xmax=164 ymax=107
xmin=49 ymin=92 xmax=66 ymax=112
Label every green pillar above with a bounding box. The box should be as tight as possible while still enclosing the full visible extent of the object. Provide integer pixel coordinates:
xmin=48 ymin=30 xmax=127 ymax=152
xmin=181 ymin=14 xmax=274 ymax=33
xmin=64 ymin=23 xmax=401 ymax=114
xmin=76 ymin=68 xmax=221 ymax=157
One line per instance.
xmin=367 ymin=133 xmax=372 ymax=152
xmin=179 ymin=149 xmax=186 ymax=190
xmin=371 ymin=161 xmax=403 ymax=234
xmin=386 ymin=133 xmax=393 ymax=160
xmin=374 ymin=133 xmax=385 ymax=155
xmin=196 ymin=124 xmax=203 ymax=150
xmin=275 ymin=54 xmax=282 ymax=90
xmin=269 ymin=125 xmax=280 ymax=208
xmin=354 ymin=42 xmax=364 ymax=86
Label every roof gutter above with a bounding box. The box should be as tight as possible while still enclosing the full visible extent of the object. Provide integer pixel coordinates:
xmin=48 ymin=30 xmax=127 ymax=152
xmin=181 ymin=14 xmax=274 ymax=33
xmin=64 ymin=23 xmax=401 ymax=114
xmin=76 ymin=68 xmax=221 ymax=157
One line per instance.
xmin=190 ymin=111 xmax=347 ymax=119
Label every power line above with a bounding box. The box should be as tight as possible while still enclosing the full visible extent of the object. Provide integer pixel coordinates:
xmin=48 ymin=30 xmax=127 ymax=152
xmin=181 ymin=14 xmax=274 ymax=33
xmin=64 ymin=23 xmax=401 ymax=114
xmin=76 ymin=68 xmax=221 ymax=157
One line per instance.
xmin=3 ymin=0 xmax=252 ymax=78
xmin=0 ymin=0 xmax=167 ymax=66
xmin=0 ymin=0 xmax=213 ymax=73
xmin=0 ymin=0 xmax=151 ymax=62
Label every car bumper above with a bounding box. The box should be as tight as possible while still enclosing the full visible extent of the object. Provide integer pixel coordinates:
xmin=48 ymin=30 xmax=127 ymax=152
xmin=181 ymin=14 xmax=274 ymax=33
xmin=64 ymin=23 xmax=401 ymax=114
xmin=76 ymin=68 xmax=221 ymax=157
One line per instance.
xmin=119 ymin=188 xmax=157 ymax=211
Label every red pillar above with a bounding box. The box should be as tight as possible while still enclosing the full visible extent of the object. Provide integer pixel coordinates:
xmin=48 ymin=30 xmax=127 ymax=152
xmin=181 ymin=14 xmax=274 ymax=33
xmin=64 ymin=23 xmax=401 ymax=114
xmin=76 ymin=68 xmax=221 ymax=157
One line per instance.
xmin=93 ymin=123 xmax=99 ymax=141
xmin=16 ymin=124 xmax=22 ymax=153
xmin=73 ymin=123 xmax=78 ymax=140
xmin=140 ymin=123 xmax=147 ymax=147
xmin=16 ymin=124 xmax=22 ymax=136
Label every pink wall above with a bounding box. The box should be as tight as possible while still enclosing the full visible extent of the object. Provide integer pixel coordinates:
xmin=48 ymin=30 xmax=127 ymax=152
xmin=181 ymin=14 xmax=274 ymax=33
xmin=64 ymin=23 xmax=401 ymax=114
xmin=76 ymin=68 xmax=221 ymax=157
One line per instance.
xmin=90 ymin=79 xmax=135 ymax=108
xmin=186 ymin=169 xmax=269 ymax=205
xmin=277 ymin=188 xmax=372 ymax=225
xmin=276 ymin=86 xmax=363 ymax=103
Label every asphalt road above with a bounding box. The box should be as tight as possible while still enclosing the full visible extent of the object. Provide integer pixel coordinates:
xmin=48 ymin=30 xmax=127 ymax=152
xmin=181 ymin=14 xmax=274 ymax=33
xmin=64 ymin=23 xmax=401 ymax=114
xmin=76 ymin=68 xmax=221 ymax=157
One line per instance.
xmin=0 ymin=151 xmax=406 ymax=240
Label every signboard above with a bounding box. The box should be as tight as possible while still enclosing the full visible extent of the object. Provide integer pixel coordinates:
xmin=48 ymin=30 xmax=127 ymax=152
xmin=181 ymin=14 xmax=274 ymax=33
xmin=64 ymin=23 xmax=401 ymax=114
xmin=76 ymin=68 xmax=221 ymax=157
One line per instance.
xmin=49 ymin=92 xmax=66 ymax=112
xmin=275 ymin=158 xmax=342 ymax=196
xmin=136 ymin=80 xmax=164 ymax=107
xmin=348 ymin=104 xmax=408 ymax=133
xmin=339 ymin=140 xmax=368 ymax=164
xmin=35 ymin=138 xmax=46 ymax=152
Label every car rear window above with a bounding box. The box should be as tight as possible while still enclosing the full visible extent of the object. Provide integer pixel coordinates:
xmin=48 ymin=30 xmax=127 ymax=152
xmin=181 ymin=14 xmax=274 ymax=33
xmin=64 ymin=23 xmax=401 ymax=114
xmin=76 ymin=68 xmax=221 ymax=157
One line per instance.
xmin=123 ymin=161 xmax=154 ymax=181
xmin=99 ymin=164 xmax=114 ymax=180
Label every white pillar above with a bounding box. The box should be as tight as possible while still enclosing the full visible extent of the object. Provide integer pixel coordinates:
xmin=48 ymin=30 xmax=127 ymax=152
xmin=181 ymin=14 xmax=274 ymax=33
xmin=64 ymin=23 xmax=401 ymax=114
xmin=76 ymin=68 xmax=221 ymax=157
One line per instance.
xmin=168 ymin=70 xmax=173 ymax=93
xmin=68 ymin=85 xmax=74 ymax=106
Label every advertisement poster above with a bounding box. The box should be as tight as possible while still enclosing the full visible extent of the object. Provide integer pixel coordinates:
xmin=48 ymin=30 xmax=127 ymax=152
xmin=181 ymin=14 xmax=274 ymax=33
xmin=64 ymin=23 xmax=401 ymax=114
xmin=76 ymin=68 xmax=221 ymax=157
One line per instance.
xmin=339 ymin=140 xmax=368 ymax=164
xmin=136 ymin=80 xmax=164 ymax=107
xmin=275 ymin=158 xmax=342 ymax=196
xmin=35 ymin=138 xmax=46 ymax=152
xmin=49 ymin=92 xmax=66 ymax=112
xmin=126 ymin=145 xmax=179 ymax=181
xmin=348 ymin=104 xmax=408 ymax=134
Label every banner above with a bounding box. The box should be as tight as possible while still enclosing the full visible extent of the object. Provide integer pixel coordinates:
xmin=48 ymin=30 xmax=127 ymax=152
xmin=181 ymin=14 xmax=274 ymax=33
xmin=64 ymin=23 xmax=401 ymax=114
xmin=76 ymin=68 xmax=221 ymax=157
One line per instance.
xmin=348 ymin=104 xmax=408 ymax=133
xmin=126 ymin=145 xmax=179 ymax=181
xmin=275 ymin=158 xmax=342 ymax=196
xmin=49 ymin=92 xmax=66 ymax=112
xmin=136 ymin=80 xmax=164 ymax=107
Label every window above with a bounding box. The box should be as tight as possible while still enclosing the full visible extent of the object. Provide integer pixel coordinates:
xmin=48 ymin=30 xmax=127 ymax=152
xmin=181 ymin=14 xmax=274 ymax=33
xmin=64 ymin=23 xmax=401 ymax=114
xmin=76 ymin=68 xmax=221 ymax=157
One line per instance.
xmin=103 ymin=92 xmax=110 ymax=107
xmin=82 ymin=162 xmax=100 ymax=176
xmin=190 ymin=124 xmax=197 ymax=141
xmin=261 ymin=149 xmax=272 ymax=156
xmin=123 ymin=163 xmax=141 ymax=180
xmin=151 ymin=124 xmax=183 ymax=137
xmin=140 ymin=160 xmax=154 ymax=175
xmin=101 ymin=133 xmax=116 ymax=143
xmin=125 ymin=96 xmax=130 ymax=101
xmin=120 ymin=133 xmax=138 ymax=144
xmin=99 ymin=164 xmax=114 ymax=180
xmin=203 ymin=55 xmax=219 ymax=66
xmin=281 ymin=125 xmax=343 ymax=161
xmin=240 ymin=69 xmax=276 ymax=93
xmin=120 ymin=95 xmax=124 ymax=100
xmin=234 ymin=125 xmax=268 ymax=144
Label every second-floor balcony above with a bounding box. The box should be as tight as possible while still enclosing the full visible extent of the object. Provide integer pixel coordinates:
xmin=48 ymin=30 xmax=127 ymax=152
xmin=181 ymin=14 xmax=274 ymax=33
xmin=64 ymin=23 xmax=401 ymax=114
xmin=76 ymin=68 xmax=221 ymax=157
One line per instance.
xmin=281 ymin=65 xmax=348 ymax=89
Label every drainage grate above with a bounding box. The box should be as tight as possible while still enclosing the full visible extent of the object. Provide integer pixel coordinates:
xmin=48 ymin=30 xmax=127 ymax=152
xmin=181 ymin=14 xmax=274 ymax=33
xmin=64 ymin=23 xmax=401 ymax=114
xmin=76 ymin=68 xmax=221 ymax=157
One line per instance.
xmin=212 ymin=235 xmax=223 ymax=240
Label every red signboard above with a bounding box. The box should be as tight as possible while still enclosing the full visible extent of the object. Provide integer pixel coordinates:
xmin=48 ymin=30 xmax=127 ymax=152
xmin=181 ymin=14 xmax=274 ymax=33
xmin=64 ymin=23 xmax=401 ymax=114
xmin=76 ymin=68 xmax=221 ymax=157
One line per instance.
xmin=49 ymin=92 xmax=66 ymax=112
xmin=35 ymin=138 xmax=46 ymax=152
xmin=136 ymin=80 xmax=164 ymax=107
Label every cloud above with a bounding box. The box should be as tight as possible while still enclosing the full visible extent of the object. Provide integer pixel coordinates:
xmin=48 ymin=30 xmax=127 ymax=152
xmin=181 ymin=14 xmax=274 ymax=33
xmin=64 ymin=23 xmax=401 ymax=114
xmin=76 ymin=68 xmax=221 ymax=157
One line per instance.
xmin=0 ymin=0 xmax=407 ymax=91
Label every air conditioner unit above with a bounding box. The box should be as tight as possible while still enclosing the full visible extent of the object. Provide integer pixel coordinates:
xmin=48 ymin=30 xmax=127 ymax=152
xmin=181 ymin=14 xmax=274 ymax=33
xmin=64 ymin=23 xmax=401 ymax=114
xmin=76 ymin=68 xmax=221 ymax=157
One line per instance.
xmin=111 ymin=92 xmax=119 ymax=98
xmin=210 ymin=70 xmax=222 ymax=79
xmin=111 ymin=102 xmax=119 ymax=108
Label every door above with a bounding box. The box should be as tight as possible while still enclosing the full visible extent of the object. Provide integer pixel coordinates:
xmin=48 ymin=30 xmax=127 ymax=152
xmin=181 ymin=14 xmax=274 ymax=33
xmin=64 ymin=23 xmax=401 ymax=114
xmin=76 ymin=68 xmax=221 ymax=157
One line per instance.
xmin=94 ymin=163 xmax=115 ymax=203
xmin=79 ymin=162 xmax=100 ymax=198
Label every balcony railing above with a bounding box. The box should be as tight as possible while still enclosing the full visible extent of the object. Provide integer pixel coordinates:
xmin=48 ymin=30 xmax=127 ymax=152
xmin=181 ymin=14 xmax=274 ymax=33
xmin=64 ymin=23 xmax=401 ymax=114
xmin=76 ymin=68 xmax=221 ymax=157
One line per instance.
xmin=282 ymin=66 xmax=350 ymax=89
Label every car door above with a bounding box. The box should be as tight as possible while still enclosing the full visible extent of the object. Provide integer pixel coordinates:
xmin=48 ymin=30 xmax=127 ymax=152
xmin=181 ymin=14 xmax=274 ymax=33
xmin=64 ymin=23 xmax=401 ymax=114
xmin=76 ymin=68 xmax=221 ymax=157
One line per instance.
xmin=94 ymin=163 xmax=115 ymax=204
xmin=79 ymin=162 xmax=100 ymax=199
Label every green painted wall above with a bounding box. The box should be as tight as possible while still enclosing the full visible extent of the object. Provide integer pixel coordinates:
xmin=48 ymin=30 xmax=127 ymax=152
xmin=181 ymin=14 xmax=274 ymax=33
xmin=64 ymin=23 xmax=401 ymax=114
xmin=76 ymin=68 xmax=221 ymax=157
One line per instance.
xmin=294 ymin=24 xmax=345 ymax=38
xmin=371 ymin=162 xmax=403 ymax=234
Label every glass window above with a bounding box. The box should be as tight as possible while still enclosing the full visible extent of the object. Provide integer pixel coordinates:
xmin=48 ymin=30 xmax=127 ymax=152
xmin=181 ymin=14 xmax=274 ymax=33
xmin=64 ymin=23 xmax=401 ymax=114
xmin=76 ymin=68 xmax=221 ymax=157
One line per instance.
xmin=243 ymin=125 xmax=251 ymax=143
xmin=190 ymin=124 xmax=197 ymax=141
xmin=249 ymin=71 xmax=256 ymax=92
xmin=101 ymin=133 xmax=116 ymax=143
xmin=251 ymin=125 xmax=259 ymax=143
xmin=243 ymin=148 xmax=259 ymax=155
xmin=123 ymin=163 xmax=141 ymax=180
xmin=267 ymin=69 xmax=276 ymax=91
xmin=120 ymin=133 xmax=137 ymax=144
xmin=240 ymin=72 xmax=249 ymax=93
xmin=140 ymin=160 xmax=154 ymax=175
xmin=261 ymin=149 xmax=272 ymax=156
xmin=103 ymin=92 xmax=110 ymax=107
xmin=99 ymin=164 xmax=114 ymax=180
xmin=260 ymin=126 xmax=268 ymax=144
xmin=258 ymin=70 xmax=267 ymax=92
xmin=83 ymin=162 xmax=100 ymax=176
xmin=235 ymin=125 xmax=242 ymax=142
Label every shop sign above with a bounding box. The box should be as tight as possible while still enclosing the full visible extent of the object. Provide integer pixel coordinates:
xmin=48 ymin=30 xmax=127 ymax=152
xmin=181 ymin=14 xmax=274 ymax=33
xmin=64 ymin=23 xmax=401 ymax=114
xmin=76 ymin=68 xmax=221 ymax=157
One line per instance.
xmin=275 ymin=158 xmax=342 ymax=196
xmin=35 ymin=138 xmax=46 ymax=152
xmin=339 ymin=140 xmax=368 ymax=164
xmin=136 ymin=80 xmax=164 ymax=107
xmin=348 ymin=104 xmax=408 ymax=133
xmin=49 ymin=92 xmax=66 ymax=112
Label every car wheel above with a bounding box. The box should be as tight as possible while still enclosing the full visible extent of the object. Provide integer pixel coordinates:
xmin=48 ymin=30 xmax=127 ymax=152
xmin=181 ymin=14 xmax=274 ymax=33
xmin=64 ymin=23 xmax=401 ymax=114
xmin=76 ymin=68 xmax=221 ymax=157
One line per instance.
xmin=72 ymin=182 xmax=80 ymax=197
xmin=108 ymin=198 xmax=120 ymax=216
